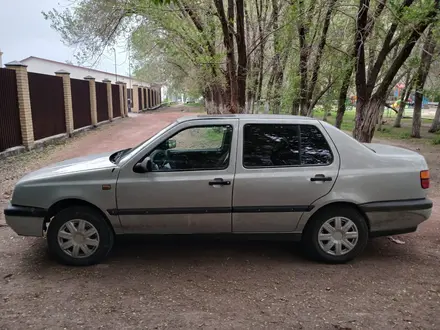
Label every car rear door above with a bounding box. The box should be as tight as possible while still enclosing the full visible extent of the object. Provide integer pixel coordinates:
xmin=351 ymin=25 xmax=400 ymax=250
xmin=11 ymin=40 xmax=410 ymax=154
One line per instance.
xmin=232 ymin=118 xmax=339 ymax=233
xmin=115 ymin=118 xmax=238 ymax=234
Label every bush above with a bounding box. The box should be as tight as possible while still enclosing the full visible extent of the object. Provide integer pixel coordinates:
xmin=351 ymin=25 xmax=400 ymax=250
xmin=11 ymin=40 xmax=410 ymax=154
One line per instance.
xmin=432 ymin=136 xmax=440 ymax=145
xmin=399 ymin=132 xmax=412 ymax=139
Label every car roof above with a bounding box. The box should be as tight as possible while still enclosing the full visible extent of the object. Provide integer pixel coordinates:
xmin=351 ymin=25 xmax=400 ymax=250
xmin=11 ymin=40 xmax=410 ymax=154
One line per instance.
xmin=176 ymin=114 xmax=319 ymax=123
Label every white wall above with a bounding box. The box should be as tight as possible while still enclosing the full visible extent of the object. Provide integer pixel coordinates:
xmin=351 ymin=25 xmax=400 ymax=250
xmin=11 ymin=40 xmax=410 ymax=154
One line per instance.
xmin=22 ymin=57 xmax=145 ymax=88
xmin=21 ymin=57 xmax=165 ymax=102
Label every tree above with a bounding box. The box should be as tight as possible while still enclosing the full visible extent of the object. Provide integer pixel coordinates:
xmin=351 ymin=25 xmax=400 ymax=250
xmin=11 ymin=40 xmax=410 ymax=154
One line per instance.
xmin=44 ymin=0 xmax=440 ymax=142
xmin=412 ymin=26 xmax=436 ymax=137
xmin=394 ymin=72 xmax=414 ymax=127
xmin=353 ymin=0 xmax=439 ymax=142
xmin=429 ymin=102 xmax=440 ymax=132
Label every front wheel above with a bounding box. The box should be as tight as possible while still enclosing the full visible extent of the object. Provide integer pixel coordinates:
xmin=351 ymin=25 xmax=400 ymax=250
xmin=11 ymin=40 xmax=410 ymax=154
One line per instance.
xmin=302 ymin=206 xmax=369 ymax=263
xmin=47 ymin=206 xmax=114 ymax=266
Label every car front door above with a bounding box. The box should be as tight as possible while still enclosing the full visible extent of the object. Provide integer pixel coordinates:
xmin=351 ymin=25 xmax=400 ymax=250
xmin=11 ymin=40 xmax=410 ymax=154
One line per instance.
xmin=232 ymin=119 xmax=340 ymax=233
xmin=115 ymin=118 xmax=238 ymax=234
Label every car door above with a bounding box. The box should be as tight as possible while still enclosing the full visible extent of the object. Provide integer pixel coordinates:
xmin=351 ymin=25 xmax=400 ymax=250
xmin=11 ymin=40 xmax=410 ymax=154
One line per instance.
xmin=115 ymin=118 xmax=238 ymax=234
xmin=232 ymin=119 xmax=339 ymax=233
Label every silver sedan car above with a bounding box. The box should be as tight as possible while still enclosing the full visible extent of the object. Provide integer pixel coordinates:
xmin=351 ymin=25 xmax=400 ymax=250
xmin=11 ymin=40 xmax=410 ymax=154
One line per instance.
xmin=4 ymin=115 xmax=433 ymax=266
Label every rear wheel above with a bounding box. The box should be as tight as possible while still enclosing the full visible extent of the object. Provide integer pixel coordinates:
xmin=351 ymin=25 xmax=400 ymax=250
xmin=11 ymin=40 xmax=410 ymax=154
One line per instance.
xmin=302 ymin=206 xmax=368 ymax=263
xmin=47 ymin=206 xmax=114 ymax=266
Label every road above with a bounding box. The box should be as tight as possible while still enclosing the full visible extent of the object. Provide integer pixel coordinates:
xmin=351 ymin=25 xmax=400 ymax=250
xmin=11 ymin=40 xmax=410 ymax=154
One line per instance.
xmin=1 ymin=106 xmax=439 ymax=329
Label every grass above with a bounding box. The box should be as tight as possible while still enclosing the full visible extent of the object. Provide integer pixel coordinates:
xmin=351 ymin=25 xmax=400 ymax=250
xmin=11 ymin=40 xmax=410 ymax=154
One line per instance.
xmin=314 ymin=108 xmax=438 ymax=145
xmin=184 ymin=102 xmax=204 ymax=107
xmin=205 ymin=127 xmax=225 ymax=146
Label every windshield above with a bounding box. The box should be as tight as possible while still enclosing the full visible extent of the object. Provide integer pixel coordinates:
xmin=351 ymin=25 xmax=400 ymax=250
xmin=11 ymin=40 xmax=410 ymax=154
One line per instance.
xmin=116 ymin=122 xmax=177 ymax=164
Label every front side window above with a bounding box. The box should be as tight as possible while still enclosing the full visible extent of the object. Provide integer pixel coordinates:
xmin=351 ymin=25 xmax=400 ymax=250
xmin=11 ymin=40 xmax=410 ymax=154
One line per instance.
xmin=149 ymin=125 xmax=233 ymax=171
xmin=243 ymin=124 xmax=300 ymax=167
xmin=243 ymin=123 xmax=333 ymax=168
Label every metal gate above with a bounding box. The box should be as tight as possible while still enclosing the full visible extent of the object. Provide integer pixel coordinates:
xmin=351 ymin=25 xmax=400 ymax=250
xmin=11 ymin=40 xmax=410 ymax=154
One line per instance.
xmin=71 ymin=78 xmax=91 ymax=129
xmin=96 ymin=82 xmax=108 ymax=122
xmin=28 ymin=72 xmax=65 ymax=140
xmin=112 ymin=84 xmax=121 ymax=117
xmin=138 ymin=88 xmax=142 ymax=111
xmin=0 ymin=68 xmax=22 ymax=151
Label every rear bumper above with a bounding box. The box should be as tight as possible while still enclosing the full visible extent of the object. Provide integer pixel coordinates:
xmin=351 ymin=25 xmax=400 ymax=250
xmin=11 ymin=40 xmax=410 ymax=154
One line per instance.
xmin=360 ymin=198 xmax=432 ymax=237
xmin=3 ymin=203 xmax=46 ymax=237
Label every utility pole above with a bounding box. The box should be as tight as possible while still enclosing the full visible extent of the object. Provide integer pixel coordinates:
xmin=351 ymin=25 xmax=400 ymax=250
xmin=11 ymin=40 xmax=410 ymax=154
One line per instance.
xmin=113 ymin=47 xmax=118 ymax=81
xmin=128 ymin=43 xmax=132 ymax=89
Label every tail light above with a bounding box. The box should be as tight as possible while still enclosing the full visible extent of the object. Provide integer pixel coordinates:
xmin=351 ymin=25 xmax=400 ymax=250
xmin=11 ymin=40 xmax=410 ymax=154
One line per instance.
xmin=420 ymin=170 xmax=430 ymax=189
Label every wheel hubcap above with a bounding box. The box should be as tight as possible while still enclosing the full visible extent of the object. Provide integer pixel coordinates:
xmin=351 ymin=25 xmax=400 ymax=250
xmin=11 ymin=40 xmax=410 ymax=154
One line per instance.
xmin=57 ymin=220 xmax=100 ymax=258
xmin=317 ymin=217 xmax=359 ymax=256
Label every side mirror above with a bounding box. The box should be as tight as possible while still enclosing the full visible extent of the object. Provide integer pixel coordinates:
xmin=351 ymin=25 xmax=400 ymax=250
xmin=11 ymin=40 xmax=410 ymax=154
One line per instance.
xmin=166 ymin=139 xmax=176 ymax=149
xmin=134 ymin=157 xmax=153 ymax=173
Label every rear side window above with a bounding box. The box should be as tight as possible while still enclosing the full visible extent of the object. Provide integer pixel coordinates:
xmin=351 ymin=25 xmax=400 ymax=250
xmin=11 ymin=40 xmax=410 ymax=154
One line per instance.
xmin=243 ymin=124 xmax=300 ymax=167
xmin=243 ymin=123 xmax=333 ymax=168
xmin=300 ymin=125 xmax=333 ymax=165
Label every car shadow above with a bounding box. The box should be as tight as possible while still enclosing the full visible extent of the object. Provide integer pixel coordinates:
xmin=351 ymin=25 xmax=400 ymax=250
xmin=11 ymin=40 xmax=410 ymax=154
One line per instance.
xmin=20 ymin=234 xmax=418 ymax=274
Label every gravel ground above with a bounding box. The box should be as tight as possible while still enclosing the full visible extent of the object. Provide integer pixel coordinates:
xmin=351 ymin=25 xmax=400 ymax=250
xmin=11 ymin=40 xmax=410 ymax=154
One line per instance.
xmin=1 ymin=106 xmax=440 ymax=329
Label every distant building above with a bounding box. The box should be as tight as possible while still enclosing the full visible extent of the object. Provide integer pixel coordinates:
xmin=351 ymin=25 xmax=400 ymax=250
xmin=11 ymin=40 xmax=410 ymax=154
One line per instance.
xmin=21 ymin=56 xmax=152 ymax=87
xmin=20 ymin=56 xmax=165 ymax=101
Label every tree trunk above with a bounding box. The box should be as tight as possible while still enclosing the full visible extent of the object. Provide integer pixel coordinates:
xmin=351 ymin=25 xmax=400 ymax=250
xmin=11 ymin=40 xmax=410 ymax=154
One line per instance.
xmin=412 ymin=93 xmax=422 ymax=138
xmin=336 ymin=59 xmax=354 ymax=128
xmin=322 ymin=103 xmax=331 ymax=121
xmin=394 ymin=77 xmax=413 ymax=127
xmin=297 ymin=0 xmax=309 ymax=116
xmin=377 ymin=105 xmax=385 ymax=131
xmin=291 ymin=101 xmax=300 ymax=115
xmin=394 ymin=101 xmax=406 ymax=128
xmin=255 ymin=0 xmax=266 ymax=105
xmin=354 ymin=96 xmax=382 ymax=142
xmin=353 ymin=0 xmax=370 ymax=141
xmin=412 ymin=27 xmax=436 ymax=138
xmin=235 ymin=0 xmax=247 ymax=112
xmin=214 ymin=0 xmax=239 ymax=113
xmin=429 ymin=101 xmax=440 ymax=132
xmin=305 ymin=0 xmax=337 ymax=115
xmin=205 ymin=85 xmax=227 ymax=114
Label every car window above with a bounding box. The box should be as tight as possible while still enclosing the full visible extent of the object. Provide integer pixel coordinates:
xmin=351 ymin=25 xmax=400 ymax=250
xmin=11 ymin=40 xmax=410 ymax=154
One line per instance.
xmin=243 ymin=124 xmax=300 ymax=167
xmin=150 ymin=125 xmax=233 ymax=171
xmin=173 ymin=126 xmax=225 ymax=150
xmin=118 ymin=122 xmax=177 ymax=164
xmin=300 ymin=125 xmax=333 ymax=165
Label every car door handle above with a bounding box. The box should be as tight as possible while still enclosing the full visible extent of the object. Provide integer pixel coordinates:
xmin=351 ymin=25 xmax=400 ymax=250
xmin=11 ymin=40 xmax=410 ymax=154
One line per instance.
xmin=209 ymin=178 xmax=231 ymax=186
xmin=310 ymin=174 xmax=332 ymax=182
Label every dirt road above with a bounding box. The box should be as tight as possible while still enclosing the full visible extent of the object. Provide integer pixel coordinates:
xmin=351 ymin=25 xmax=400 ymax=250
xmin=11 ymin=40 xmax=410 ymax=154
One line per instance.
xmin=1 ymin=106 xmax=440 ymax=329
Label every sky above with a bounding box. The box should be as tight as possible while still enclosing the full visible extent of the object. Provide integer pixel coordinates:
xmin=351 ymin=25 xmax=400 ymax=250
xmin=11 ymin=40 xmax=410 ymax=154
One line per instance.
xmin=0 ymin=0 xmax=130 ymax=76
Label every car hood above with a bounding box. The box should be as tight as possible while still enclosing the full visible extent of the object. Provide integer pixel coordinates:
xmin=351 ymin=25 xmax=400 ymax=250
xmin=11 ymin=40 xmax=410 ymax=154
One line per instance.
xmin=20 ymin=152 xmax=116 ymax=182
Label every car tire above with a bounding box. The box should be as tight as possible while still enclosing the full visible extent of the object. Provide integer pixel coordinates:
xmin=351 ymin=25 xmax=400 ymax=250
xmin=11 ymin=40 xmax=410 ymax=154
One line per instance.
xmin=47 ymin=206 xmax=114 ymax=266
xmin=302 ymin=206 xmax=368 ymax=263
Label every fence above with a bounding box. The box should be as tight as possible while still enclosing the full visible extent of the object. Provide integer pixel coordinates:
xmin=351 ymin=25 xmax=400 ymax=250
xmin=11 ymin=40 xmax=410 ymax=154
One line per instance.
xmin=143 ymin=88 xmax=147 ymax=109
xmin=96 ymin=81 xmax=108 ymax=123
xmin=71 ymin=78 xmax=91 ymax=129
xmin=138 ymin=88 xmax=142 ymax=111
xmin=112 ymin=84 xmax=121 ymax=117
xmin=28 ymin=72 xmax=66 ymax=140
xmin=0 ymin=62 xmax=129 ymax=155
xmin=0 ymin=68 xmax=22 ymax=152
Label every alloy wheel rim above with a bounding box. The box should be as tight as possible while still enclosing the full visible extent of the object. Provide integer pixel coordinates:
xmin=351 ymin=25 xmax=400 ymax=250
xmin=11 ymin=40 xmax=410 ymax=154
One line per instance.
xmin=317 ymin=217 xmax=359 ymax=256
xmin=57 ymin=219 xmax=100 ymax=258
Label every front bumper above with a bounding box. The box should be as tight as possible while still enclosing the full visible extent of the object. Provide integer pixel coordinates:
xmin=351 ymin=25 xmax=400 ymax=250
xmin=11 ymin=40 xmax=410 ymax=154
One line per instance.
xmin=4 ymin=203 xmax=46 ymax=237
xmin=360 ymin=198 xmax=433 ymax=237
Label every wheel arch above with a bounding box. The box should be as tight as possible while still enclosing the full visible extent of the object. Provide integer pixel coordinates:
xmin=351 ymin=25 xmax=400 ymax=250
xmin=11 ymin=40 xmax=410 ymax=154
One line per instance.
xmin=45 ymin=198 xmax=115 ymax=235
xmin=301 ymin=201 xmax=371 ymax=237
